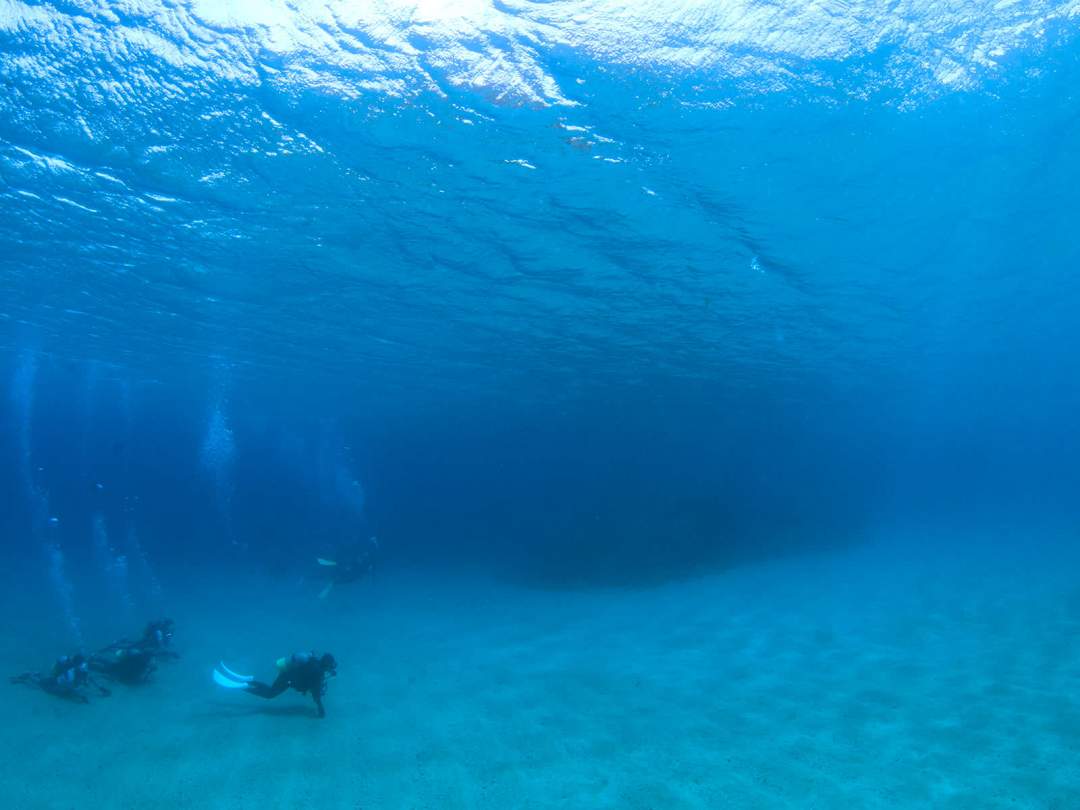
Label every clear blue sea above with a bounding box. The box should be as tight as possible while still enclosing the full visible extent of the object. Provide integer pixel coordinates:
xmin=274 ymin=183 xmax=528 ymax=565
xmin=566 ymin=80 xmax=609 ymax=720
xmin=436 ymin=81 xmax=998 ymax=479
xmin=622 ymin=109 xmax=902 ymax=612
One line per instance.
xmin=2 ymin=2 xmax=1080 ymax=807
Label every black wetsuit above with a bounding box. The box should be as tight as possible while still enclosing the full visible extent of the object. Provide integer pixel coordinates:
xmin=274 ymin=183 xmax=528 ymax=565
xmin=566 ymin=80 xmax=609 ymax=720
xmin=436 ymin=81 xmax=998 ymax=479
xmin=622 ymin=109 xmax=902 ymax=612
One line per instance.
xmin=90 ymin=619 xmax=177 ymax=683
xmin=247 ymin=654 xmax=333 ymax=717
xmin=89 ymin=646 xmax=156 ymax=683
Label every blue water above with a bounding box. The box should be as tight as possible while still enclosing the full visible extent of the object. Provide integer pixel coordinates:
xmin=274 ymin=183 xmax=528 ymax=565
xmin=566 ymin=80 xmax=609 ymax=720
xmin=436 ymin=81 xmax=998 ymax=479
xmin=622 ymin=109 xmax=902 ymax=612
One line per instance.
xmin=2 ymin=2 xmax=1080 ymax=806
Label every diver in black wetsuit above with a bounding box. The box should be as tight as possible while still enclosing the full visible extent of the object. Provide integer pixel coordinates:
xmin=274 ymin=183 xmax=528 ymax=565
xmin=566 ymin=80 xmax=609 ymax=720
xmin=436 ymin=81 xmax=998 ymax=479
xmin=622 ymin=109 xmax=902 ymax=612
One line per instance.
xmin=316 ymin=536 xmax=379 ymax=599
xmin=215 ymin=652 xmax=337 ymax=718
xmin=90 ymin=645 xmax=156 ymax=683
xmin=90 ymin=618 xmax=178 ymax=684
xmin=10 ymin=654 xmax=111 ymax=703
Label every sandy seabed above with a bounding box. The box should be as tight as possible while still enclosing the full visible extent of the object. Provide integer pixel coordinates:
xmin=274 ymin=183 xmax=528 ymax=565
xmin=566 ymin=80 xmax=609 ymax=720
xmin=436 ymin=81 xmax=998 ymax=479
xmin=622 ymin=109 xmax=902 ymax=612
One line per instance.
xmin=2 ymin=533 xmax=1079 ymax=809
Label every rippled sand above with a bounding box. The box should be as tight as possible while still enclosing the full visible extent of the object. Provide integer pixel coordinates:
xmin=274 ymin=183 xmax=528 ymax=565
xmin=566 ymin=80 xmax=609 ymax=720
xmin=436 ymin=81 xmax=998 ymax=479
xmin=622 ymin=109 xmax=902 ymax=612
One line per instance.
xmin=2 ymin=535 xmax=1078 ymax=808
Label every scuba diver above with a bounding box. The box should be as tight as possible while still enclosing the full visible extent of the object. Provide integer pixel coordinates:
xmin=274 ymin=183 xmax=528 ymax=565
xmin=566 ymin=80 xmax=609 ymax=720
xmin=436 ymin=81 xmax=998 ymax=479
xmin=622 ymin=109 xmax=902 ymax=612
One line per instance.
xmin=315 ymin=535 xmax=379 ymax=599
xmin=213 ymin=652 xmax=337 ymax=718
xmin=100 ymin=618 xmax=178 ymax=660
xmin=10 ymin=654 xmax=111 ymax=703
xmin=90 ymin=644 xmax=156 ymax=684
xmin=90 ymin=618 xmax=178 ymax=684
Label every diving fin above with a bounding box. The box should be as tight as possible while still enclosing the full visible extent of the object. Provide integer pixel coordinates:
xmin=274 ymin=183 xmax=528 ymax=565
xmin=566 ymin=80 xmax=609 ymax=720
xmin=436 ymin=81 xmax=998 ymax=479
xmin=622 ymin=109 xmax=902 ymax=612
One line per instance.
xmin=318 ymin=582 xmax=334 ymax=600
xmin=213 ymin=668 xmax=251 ymax=689
xmin=218 ymin=662 xmax=253 ymax=682
xmin=317 ymin=558 xmax=338 ymax=567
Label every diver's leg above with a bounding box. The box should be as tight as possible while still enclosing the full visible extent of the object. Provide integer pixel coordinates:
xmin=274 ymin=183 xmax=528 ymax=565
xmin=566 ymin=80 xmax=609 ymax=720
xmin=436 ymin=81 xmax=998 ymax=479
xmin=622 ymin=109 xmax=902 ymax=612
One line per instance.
xmin=312 ymin=692 xmax=325 ymax=718
xmin=246 ymin=672 xmax=289 ymax=699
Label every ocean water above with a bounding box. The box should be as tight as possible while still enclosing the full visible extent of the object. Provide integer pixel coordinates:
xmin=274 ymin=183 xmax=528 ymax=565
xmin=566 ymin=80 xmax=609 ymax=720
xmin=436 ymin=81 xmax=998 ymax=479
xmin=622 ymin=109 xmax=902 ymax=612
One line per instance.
xmin=2 ymin=1 xmax=1080 ymax=807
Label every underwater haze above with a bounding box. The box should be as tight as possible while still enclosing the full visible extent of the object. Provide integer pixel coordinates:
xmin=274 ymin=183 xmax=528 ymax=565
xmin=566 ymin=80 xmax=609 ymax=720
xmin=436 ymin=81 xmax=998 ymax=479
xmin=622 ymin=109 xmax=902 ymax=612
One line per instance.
xmin=2 ymin=1 xmax=1080 ymax=807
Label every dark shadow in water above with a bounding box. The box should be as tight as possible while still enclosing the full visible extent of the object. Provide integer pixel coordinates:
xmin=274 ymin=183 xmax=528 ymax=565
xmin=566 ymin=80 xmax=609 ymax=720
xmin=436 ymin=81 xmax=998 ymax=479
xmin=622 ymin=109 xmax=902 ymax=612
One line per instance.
xmin=96 ymin=677 xmax=162 ymax=690
xmin=194 ymin=701 xmax=317 ymax=719
xmin=500 ymin=501 xmax=865 ymax=589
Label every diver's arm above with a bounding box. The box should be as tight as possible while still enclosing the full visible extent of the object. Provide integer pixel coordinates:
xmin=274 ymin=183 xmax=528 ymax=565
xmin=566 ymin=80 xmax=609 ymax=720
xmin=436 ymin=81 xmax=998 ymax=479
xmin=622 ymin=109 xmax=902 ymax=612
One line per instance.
xmin=87 ymin=674 xmax=111 ymax=696
xmin=311 ymin=665 xmax=329 ymax=718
